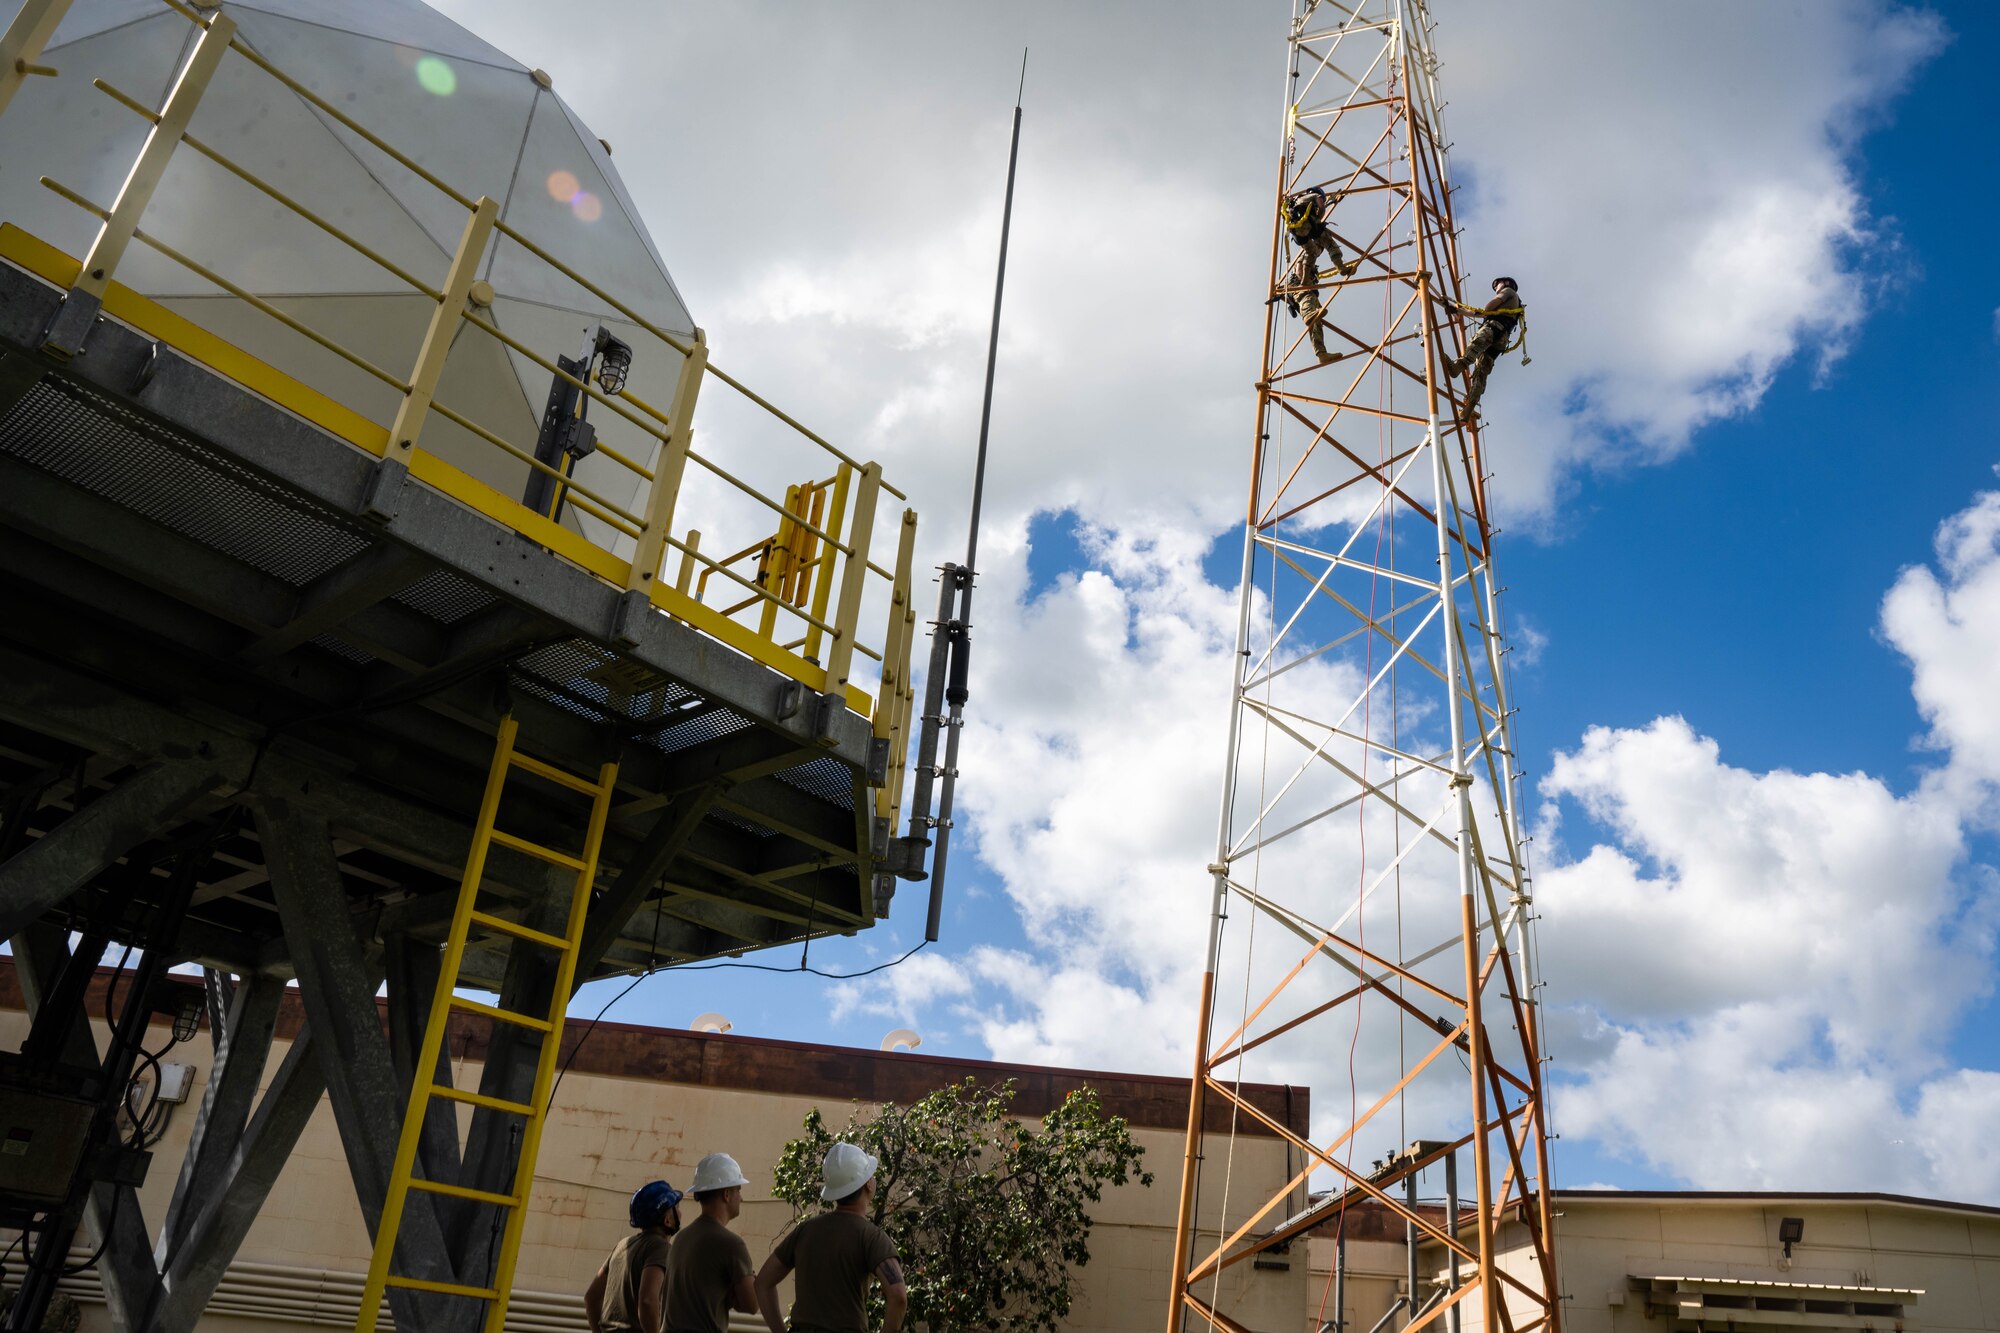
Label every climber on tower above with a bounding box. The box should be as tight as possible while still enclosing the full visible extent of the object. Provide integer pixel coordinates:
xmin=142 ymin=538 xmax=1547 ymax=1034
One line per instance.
xmin=1280 ymin=185 xmax=1361 ymax=363
xmin=1443 ymin=276 xmax=1527 ymax=423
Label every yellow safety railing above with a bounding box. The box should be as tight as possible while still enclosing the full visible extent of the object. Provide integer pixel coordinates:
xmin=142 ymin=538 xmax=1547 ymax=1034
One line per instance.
xmin=0 ymin=0 xmax=916 ymax=781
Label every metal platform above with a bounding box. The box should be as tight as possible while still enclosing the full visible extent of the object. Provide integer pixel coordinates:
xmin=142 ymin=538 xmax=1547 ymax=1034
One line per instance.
xmin=0 ymin=246 xmax=912 ymax=984
xmin=0 ymin=3 xmax=927 ymax=1323
xmin=0 ymin=231 xmax=927 ymax=1330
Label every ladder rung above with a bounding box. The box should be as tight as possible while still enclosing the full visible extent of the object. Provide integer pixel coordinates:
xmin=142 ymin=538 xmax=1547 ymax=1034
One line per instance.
xmin=409 ymin=1178 xmax=520 ymax=1207
xmin=383 ymin=1276 xmax=499 ymax=1300
xmin=489 ymin=828 xmax=588 ymax=871
xmin=469 ymin=909 xmax=573 ymax=952
xmin=508 ymin=750 xmax=608 ymax=797
xmin=430 ymin=1084 xmax=534 ymax=1117
xmin=450 ymin=996 xmax=554 ymax=1033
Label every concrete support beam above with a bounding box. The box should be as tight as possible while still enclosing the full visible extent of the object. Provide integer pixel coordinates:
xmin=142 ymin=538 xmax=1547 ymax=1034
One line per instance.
xmin=0 ymin=647 xmax=568 ymax=911
xmin=149 ymin=1031 xmax=327 ymax=1333
xmin=0 ymin=758 xmax=224 ymax=941
xmin=718 ymin=776 xmax=856 ymax=859
xmin=659 ymin=728 xmax=814 ymax=801
xmin=155 ymin=973 xmax=285 ymax=1273
xmin=645 ymin=892 xmax=776 ymax=949
xmin=258 ymin=800 xmax=466 ymax=1332
xmin=384 ymin=933 xmax=464 ymax=1189
xmin=679 ymin=850 xmax=865 ymax=927
xmin=241 ymin=543 xmax=434 ymax=663
xmin=8 ymin=921 xmax=99 ymax=1066
xmin=579 ymin=783 xmax=723 ymax=971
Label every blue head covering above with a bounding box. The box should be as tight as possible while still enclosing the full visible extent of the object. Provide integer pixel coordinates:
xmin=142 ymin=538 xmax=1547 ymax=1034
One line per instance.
xmin=628 ymin=1180 xmax=683 ymax=1229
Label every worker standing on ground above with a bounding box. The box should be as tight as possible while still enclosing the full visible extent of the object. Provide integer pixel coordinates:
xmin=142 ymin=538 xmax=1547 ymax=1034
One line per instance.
xmin=753 ymin=1142 xmax=908 ymax=1333
xmin=1443 ymin=276 xmax=1527 ymax=422
xmin=1281 ymin=185 xmax=1361 ymax=363
xmin=586 ymin=1179 xmax=684 ymax=1333
xmin=664 ymin=1153 xmax=759 ymax=1333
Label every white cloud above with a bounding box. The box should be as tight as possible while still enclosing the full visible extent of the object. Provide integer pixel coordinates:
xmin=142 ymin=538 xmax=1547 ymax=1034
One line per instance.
xmin=1526 ymin=483 xmax=2000 ymax=1198
xmin=1555 ymin=1012 xmax=1931 ymax=1191
xmin=827 ymin=949 xmax=974 ymax=1024
xmin=828 ymin=482 xmax=2000 ymax=1201
xmin=1534 ymin=715 xmax=1999 ymax=1192
xmin=958 ymin=946 xmax=1193 ymax=1076
xmin=1882 ymin=482 xmax=2000 ymax=807
xmin=433 ymin=0 xmax=1941 ymax=554
xmin=1913 ymin=1070 xmax=2000 ymax=1202
xmin=1441 ymin=0 xmax=1943 ymax=515
xmin=424 ymin=0 xmax=1993 ymax=1198
xmin=1537 ymin=718 xmax=1974 ymax=1061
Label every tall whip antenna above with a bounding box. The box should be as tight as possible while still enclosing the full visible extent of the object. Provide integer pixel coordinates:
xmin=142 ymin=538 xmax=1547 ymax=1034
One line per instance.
xmin=895 ymin=50 xmax=1027 ymax=942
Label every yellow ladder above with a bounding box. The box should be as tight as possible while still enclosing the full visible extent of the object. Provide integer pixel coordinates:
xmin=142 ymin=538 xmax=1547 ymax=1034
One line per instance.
xmin=356 ymin=715 xmax=618 ymax=1333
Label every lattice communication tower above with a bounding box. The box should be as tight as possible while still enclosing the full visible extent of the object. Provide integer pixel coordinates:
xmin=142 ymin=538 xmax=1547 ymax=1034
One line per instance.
xmin=1166 ymin=4 xmax=1560 ymax=1333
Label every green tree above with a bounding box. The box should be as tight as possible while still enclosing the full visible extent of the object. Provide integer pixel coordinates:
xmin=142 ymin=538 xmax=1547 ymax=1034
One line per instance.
xmin=771 ymin=1078 xmax=1154 ymax=1333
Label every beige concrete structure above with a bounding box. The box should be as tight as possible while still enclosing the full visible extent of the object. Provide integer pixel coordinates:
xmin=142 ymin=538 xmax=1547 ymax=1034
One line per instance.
xmin=29 ymin=959 xmax=1996 ymax=1333
xmin=1524 ymin=1192 xmax=1991 ymax=1333
xmin=1300 ymin=1200 xmax=1444 ymax=1333
xmin=1309 ymin=1189 xmax=1995 ymax=1333
xmin=1 ymin=960 xmax=1307 ymax=1332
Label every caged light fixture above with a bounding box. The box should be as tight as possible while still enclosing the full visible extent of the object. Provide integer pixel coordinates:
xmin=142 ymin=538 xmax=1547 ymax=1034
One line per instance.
xmin=525 ymin=323 xmax=634 ymax=521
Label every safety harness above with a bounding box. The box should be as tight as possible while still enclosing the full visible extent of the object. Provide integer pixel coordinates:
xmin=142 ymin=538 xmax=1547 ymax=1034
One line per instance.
xmin=1283 ymin=187 xmax=1328 ymax=240
xmin=1456 ymin=296 xmax=1531 ymax=366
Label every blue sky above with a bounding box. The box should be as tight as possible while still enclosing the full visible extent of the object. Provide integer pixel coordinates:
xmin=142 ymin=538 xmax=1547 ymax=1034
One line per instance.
xmin=439 ymin=0 xmax=2000 ymax=1199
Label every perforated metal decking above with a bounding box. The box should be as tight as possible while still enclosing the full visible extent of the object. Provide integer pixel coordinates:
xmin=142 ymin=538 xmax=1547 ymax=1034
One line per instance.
xmin=0 ymin=208 xmax=913 ymax=1333
xmin=0 ymin=3 xmax=936 ymax=1327
xmin=0 ymin=248 xmax=907 ymax=966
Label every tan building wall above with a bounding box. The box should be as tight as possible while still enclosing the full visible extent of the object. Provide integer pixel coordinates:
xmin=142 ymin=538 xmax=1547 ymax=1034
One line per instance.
xmin=1313 ymin=1190 xmax=1999 ymax=1333
xmin=1304 ymin=1203 xmax=1449 ymax=1333
xmin=1 ymin=964 xmax=1308 ymax=1333
xmin=25 ymin=965 xmax=1999 ymax=1333
xmin=1527 ymin=1192 xmax=2000 ymax=1333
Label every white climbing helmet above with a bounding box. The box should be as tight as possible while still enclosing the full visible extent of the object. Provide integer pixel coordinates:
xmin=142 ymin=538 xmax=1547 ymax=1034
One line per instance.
xmin=819 ymin=1142 xmax=879 ymax=1202
xmin=692 ymin=1152 xmax=750 ymax=1194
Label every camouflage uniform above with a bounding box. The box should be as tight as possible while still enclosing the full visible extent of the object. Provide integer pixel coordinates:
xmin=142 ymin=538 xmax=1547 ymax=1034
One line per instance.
xmin=1282 ymin=192 xmax=1354 ymax=361
xmin=0 ymin=1291 xmax=81 ymax=1333
xmin=1445 ymin=287 xmax=1522 ymax=420
xmin=43 ymin=1295 xmax=81 ymax=1333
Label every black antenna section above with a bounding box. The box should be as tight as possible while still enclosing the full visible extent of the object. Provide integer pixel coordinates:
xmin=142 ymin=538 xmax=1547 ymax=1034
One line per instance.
xmin=891 ymin=51 xmax=1025 ymax=942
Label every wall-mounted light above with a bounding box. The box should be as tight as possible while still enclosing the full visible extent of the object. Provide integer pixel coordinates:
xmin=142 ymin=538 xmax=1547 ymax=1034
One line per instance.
xmin=525 ymin=324 xmax=637 ymax=521
xmin=150 ymin=982 xmax=206 ymax=1043
xmin=593 ymin=327 xmax=633 ymax=396
xmin=1778 ymin=1216 xmax=1804 ymax=1260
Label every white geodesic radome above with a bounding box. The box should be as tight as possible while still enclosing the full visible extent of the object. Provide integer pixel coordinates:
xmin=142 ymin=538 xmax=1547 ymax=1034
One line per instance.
xmin=0 ymin=0 xmax=698 ymax=547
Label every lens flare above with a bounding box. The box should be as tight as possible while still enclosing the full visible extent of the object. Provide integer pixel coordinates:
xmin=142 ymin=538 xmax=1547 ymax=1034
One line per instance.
xmin=570 ymin=191 xmax=603 ymax=223
xmin=545 ymin=169 xmax=580 ymax=203
xmin=414 ymin=56 xmax=456 ymax=97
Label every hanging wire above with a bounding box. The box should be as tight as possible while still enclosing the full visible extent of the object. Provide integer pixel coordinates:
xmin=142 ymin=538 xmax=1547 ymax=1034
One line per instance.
xmin=1386 ymin=86 xmax=1409 ymax=1152
xmin=1194 ymin=13 xmax=1313 ymax=1318
xmin=1207 ymin=168 xmax=1291 ymax=1331
xmin=547 ymin=929 xmax=931 ymax=1111
xmin=1208 ymin=315 xmax=1286 ymax=1313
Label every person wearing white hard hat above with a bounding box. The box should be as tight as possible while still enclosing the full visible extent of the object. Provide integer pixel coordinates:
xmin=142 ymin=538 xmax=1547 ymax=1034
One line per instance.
xmin=754 ymin=1142 xmax=907 ymax=1333
xmin=663 ymin=1152 xmax=758 ymax=1333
